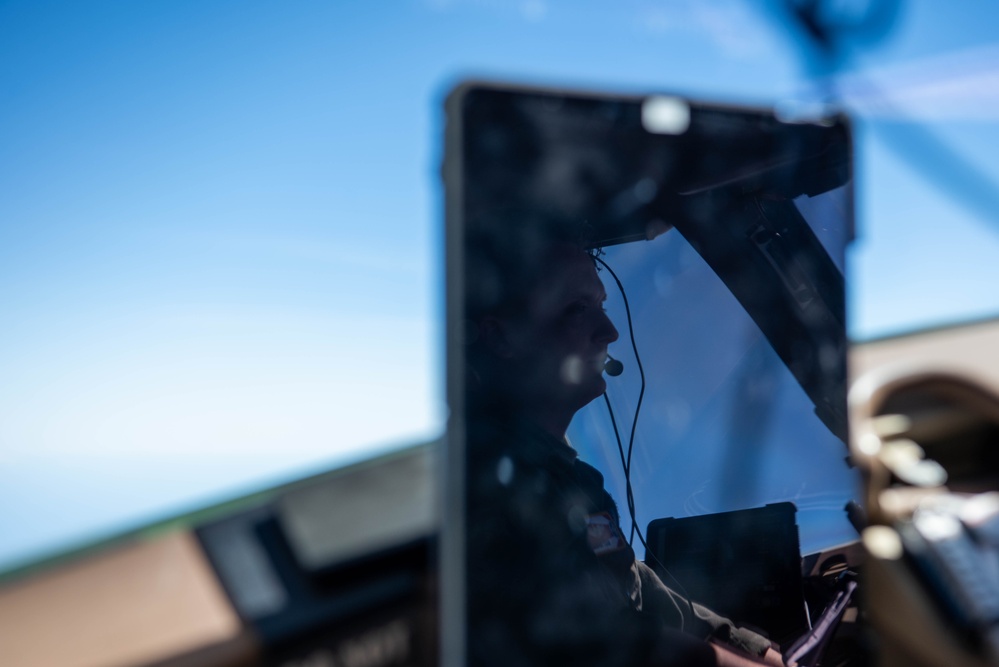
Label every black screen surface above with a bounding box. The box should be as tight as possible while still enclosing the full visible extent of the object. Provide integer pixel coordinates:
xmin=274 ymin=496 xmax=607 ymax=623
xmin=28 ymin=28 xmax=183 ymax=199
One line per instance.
xmin=444 ymin=82 xmax=856 ymax=667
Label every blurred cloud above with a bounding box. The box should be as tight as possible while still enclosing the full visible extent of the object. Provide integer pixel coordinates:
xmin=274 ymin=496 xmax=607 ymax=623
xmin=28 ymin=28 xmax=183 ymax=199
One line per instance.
xmin=836 ymin=43 xmax=999 ymax=120
xmin=521 ymin=0 xmax=548 ymax=22
xmin=422 ymin=0 xmax=549 ymax=22
xmin=0 ymin=309 xmax=437 ymax=461
xmin=419 ymin=0 xmax=782 ymax=60
xmin=181 ymin=229 xmax=427 ymax=276
xmin=637 ymin=0 xmax=782 ymax=59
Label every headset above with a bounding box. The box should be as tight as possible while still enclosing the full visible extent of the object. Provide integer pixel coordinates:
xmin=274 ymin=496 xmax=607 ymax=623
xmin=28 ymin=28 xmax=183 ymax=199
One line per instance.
xmin=593 ymin=253 xmax=696 ymax=627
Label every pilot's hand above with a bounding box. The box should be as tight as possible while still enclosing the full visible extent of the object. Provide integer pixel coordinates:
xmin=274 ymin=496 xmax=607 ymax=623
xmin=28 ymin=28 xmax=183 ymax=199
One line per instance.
xmin=762 ymin=646 xmax=786 ymax=666
xmin=708 ymin=641 xmax=787 ymax=667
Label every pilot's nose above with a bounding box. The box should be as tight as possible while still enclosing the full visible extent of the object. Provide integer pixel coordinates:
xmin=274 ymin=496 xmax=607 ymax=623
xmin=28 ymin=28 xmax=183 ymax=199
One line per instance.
xmin=595 ymin=310 xmax=619 ymax=345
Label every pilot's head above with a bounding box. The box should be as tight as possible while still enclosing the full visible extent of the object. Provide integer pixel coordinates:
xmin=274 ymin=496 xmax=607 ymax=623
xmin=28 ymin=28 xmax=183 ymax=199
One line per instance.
xmin=468 ymin=237 xmax=619 ymax=436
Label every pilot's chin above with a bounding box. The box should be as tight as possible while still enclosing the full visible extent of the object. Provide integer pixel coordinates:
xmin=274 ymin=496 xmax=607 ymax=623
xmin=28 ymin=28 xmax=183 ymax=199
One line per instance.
xmin=560 ymin=357 xmax=608 ymax=403
xmin=582 ymin=374 xmax=607 ymax=403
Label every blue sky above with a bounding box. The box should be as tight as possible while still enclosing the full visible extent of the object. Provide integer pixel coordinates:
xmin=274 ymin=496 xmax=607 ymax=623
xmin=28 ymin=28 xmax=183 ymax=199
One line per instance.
xmin=3 ymin=0 xmax=999 ymax=570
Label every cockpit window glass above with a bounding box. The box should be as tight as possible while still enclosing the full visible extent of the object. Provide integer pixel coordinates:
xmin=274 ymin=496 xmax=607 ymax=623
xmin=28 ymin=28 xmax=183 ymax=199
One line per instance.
xmin=794 ymin=185 xmax=851 ymax=275
xmin=567 ymin=227 xmax=858 ymax=559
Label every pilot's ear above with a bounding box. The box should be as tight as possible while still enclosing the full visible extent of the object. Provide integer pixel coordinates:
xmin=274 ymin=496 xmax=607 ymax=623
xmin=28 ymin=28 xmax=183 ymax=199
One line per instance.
xmin=479 ymin=316 xmax=516 ymax=359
